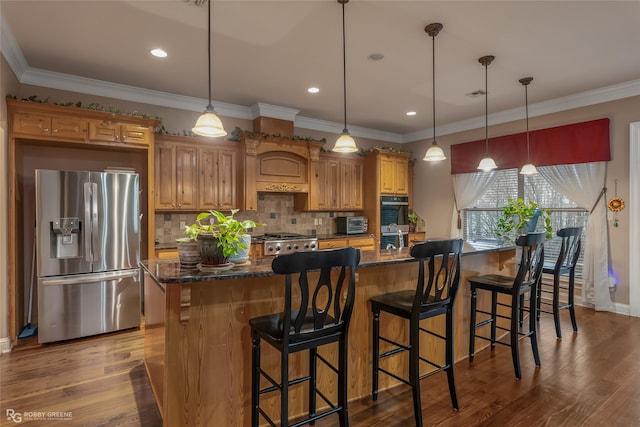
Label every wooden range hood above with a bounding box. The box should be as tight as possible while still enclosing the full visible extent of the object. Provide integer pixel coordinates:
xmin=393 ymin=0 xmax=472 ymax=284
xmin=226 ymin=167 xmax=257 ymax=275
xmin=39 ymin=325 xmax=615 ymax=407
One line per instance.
xmin=241 ymin=117 xmax=325 ymax=210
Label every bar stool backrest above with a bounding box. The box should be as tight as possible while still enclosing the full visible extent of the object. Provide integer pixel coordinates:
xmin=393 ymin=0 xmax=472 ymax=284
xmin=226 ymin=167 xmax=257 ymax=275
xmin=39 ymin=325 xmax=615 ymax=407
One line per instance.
xmin=554 ymin=227 xmax=582 ymax=271
xmin=409 ymin=239 xmax=463 ymax=312
xmin=514 ymin=232 xmax=546 ymax=293
xmin=271 ymin=247 xmax=360 ymax=342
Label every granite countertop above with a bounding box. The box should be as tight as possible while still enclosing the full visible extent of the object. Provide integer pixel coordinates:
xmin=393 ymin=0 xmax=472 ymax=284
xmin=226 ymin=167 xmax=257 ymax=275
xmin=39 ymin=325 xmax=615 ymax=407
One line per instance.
xmin=141 ymin=240 xmax=515 ymax=286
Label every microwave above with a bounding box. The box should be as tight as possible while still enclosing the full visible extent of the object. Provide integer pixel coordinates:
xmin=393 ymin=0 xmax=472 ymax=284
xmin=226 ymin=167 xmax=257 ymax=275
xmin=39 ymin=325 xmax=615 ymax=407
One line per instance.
xmin=336 ymin=216 xmax=368 ymax=235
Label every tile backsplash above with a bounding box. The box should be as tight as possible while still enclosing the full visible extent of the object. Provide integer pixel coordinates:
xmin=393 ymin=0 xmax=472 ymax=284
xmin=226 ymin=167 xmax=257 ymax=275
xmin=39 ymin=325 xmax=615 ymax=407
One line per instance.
xmin=155 ymin=193 xmax=359 ymax=244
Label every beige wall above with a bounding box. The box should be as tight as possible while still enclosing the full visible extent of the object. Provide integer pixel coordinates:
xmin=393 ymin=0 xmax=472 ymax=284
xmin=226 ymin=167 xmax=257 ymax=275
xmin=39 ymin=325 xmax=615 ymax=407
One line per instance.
xmin=407 ymin=95 xmax=639 ymax=306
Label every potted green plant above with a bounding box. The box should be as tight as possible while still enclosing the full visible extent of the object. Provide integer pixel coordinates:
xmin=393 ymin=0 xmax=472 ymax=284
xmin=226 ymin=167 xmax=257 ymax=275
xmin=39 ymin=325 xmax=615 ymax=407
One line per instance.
xmin=192 ymin=209 xmax=261 ymax=267
xmin=175 ymin=224 xmax=201 ymax=268
xmin=496 ymin=198 xmax=552 ymax=241
xmin=408 ymin=211 xmax=419 ymax=233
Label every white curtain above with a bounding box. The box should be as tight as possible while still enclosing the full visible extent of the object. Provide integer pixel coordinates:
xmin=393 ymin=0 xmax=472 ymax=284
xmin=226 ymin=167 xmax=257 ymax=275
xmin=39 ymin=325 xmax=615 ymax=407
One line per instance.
xmin=538 ymin=162 xmax=612 ymax=311
xmin=450 ymin=171 xmax=498 ymax=238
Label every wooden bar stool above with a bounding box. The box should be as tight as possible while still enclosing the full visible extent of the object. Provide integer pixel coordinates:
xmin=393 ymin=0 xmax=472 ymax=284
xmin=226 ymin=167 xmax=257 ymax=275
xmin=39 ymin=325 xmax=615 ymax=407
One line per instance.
xmin=250 ymin=247 xmax=360 ymax=427
xmin=468 ymin=232 xmax=545 ymax=380
xmin=537 ymin=227 xmax=582 ymax=338
xmin=370 ymin=239 xmax=463 ymax=427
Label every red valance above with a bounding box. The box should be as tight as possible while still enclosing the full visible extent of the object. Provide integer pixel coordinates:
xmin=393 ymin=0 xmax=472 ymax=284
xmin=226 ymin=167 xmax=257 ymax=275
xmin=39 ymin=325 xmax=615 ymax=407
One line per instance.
xmin=450 ymin=118 xmax=610 ymax=174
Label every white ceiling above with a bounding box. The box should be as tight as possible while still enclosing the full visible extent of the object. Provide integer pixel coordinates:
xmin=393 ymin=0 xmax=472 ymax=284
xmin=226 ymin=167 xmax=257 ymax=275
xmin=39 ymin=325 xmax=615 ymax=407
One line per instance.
xmin=2 ymin=0 xmax=640 ymax=142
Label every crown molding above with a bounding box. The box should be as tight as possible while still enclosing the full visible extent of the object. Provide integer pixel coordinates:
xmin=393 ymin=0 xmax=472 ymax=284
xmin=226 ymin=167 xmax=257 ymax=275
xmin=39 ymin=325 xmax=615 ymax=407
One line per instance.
xmin=0 ymin=13 xmax=28 ymax=78
xmin=250 ymin=103 xmax=299 ymax=121
xmin=295 ymin=115 xmax=404 ymax=143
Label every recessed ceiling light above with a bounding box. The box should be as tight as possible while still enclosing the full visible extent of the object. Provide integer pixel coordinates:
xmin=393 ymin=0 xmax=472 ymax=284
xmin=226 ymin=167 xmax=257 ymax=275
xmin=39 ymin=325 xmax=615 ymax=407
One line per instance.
xmin=368 ymin=53 xmax=384 ymax=61
xmin=307 ymin=87 xmax=320 ymax=94
xmin=150 ymin=48 xmax=168 ymax=58
xmin=406 ymin=111 xmax=417 ymax=116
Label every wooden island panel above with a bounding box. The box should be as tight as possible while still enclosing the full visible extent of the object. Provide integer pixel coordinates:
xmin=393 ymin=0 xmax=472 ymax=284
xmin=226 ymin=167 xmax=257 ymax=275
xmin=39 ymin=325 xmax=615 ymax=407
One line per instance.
xmin=143 ymin=246 xmax=515 ymax=426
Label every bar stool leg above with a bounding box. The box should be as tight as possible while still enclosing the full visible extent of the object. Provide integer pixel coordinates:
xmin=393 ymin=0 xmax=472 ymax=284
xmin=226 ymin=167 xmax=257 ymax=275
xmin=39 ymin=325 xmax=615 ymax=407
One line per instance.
xmin=372 ymin=310 xmax=380 ymax=400
xmin=409 ymin=323 xmax=423 ymax=427
xmin=510 ymin=293 xmax=522 ymax=380
xmin=469 ymin=286 xmax=477 ymax=361
xmin=309 ymin=347 xmax=317 ymax=421
xmin=251 ymin=331 xmax=260 ymax=427
xmin=338 ymin=337 xmax=349 ymax=427
xmin=490 ymin=291 xmax=497 ymax=351
xmin=568 ymin=271 xmax=578 ymax=332
xmin=552 ymin=272 xmax=562 ymax=339
xmin=529 ymin=287 xmax=541 ymax=367
xmin=281 ymin=351 xmax=289 ymax=427
xmin=445 ymin=309 xmax=459 ymax=410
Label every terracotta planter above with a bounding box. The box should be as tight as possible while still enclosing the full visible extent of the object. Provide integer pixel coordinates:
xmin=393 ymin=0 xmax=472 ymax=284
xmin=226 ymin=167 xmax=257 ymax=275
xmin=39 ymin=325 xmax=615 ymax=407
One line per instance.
xmin=408 ymin=223 xmax=417 ymax=233
xmin=197 ymin=234 xmax=230 ymax=267
xmin=176 ymin=240 xmax=201 ymax=268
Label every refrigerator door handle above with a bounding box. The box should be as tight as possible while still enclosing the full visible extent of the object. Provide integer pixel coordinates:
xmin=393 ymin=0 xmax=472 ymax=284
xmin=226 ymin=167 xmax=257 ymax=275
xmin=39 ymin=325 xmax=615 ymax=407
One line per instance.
xmin=84 ymin=182 xmax=92 ymax=262
xmin=91 ymin=182 xmax=99 ymax=264
xmin=39 ymin=269 xmax=140 ymax=286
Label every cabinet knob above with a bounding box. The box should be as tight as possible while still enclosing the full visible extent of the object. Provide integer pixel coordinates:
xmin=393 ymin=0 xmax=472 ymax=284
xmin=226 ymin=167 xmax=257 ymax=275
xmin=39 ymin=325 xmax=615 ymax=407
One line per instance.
xmin=52 ymin=129 xmax=58 ymax=133
xmin=114 ymin=136 xmax=118 ymax=141
xmin=43 ymin=128 xmax=49 ymax=132
xmin=122 ymin=135 xmax=126 ymax=140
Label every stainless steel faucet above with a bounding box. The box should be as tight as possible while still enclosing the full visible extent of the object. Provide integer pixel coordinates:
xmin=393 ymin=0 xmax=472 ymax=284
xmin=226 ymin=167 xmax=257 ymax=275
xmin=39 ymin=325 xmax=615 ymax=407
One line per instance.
xmin=389 ymin=223 xmax=404 ymax=249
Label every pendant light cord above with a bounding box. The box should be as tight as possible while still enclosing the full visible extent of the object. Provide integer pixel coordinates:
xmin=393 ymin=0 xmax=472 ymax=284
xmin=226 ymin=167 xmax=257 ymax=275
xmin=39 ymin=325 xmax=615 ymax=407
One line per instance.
xmin=341 ymin=1 xmax=348 ymax=133
xmin=525 ymin=83 xmax=531 ymax=161
xmin=484 ymin=63 xmax=489 ymax=155
xmin=431 ymin=32 xmax=436 ymax=143
xmin=207 ymin=0 xmax=212 ymax=108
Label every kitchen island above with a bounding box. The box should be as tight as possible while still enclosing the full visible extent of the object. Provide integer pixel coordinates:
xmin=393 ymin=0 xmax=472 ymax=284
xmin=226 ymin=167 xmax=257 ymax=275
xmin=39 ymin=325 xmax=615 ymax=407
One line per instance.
xmin=141 ymin=242 xmax=516 ymax=426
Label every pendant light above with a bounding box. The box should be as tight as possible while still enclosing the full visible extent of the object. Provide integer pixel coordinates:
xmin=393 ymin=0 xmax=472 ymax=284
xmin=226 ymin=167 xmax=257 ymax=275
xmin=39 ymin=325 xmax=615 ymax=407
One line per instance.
xmin=477 ymin=55 xmax=497 ymax=171
xmin=332 ymin=0 xmax=358 ymax=153
xmin=192 ymin=0 xmax=227 ymax=138
xmin=519 ymin=77 xmax=537 ymax=175
xmin=423 ymin=23 xmax=446 ymax=162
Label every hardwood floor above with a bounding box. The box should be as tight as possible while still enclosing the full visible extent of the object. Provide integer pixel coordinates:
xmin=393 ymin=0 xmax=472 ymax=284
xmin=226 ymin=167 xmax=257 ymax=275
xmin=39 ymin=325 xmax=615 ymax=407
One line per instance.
xmin=1 ymin=306 xmax=639 ymax=426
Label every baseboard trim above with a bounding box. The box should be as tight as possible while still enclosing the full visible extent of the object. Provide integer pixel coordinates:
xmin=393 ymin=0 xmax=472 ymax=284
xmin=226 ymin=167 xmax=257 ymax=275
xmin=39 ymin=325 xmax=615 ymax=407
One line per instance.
xmin=0 ymin=337 xmax=12 ymax=353
xmin=612 ymin=302 xmax=631 ymax=316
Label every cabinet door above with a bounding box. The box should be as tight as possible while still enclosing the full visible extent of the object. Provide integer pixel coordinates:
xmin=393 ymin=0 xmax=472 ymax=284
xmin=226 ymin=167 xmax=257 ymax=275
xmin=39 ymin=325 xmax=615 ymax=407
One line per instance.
xmin=217 ymin=149 xmax=237 ymax=210
xmin=12 ymin=112 xmax=52 ymax=137
xmin=318 ymin=158 xmax=339 ymax=210
xmin=340 ymin=159 xmax=363 ymax=210
xmin=393 ymin=157 xmax=409 ymax=195
xmin=120 ymin=123 xmax=151 ymax=146
xmin=88 ymin=120 xmax=120 ymax=143
xmin=50 ymin=116 xmax=87 ymax=140
xmin=347 ymin=236 xmax=375 ymax=251
xmin=175 ymin=145 xmax=198 ymax=210
xmin=318 ymin=239 xmax=348 ymax=250
xmin=155 ymin=143 xmax=177 ymax=209
xmin=379 ymin=155 xmax=395 ymax=194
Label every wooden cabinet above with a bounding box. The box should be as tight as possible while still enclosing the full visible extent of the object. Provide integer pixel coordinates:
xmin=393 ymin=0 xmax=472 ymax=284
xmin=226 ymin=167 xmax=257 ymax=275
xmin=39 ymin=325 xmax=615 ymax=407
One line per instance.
xmin=88 ymin=120 xmax=152 ymax=147
xmin=318 ymin=236 xmax=375 ymax=251
xmin=408 ymin=232 xmax=426 ymax=245
xmin=198 ymin=147 xmax=237 ymax=210
xmin=155 ymin=249 xmax=178 ymax=259
xmin=11 ymin=112 xmax=87 ymax=141
xmin=379 ymin=152 xmax=409 ymax=195
xmin=154 ymin=141 xmax=197 ymax=210
xmin=314 ymin=154 xmax=364 ymax=211
xmin=318 ymin=238 xmax=349 ymax=250
xmin=155 ymin=135 xmax=240 ymax=211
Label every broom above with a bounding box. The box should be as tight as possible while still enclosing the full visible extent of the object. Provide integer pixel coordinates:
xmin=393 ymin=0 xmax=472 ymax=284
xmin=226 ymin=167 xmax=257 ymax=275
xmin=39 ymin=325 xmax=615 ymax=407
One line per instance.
xmin=18 ymin=229 xmax=37 ymax=339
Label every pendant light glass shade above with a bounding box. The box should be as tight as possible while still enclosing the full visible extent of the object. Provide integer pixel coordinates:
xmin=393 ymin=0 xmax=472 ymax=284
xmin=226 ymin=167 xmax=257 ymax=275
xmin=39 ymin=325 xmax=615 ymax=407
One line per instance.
xmin=332 ymin=0 xmax=358 ymax=153
xmin=424 ymin=142 xmax=446 ymax=161
xmin=192 ymin=0 xmax=226 ymax=138
xmin=423 ymin=23 xmax=445 ymax=162
xmin=477 ymin=55 xmax=496 ymax=171
xmin=520 ymin=162 xmax=538 ymax=175
xmin=478 ymin=156 xmax=498 ymax=171
xmin=519 ymin=76 xmax=537 ymax=175
xmin=333 ymin=130 xmax=358 ymax=153
xmin=193 ymin=104 xmax=227 ymax=137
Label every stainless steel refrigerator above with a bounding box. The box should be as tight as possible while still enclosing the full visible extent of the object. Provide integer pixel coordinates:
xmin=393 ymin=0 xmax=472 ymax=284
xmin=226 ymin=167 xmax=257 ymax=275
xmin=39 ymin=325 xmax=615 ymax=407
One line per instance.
xmin=35 ymin=169 xmax=141 ymax=343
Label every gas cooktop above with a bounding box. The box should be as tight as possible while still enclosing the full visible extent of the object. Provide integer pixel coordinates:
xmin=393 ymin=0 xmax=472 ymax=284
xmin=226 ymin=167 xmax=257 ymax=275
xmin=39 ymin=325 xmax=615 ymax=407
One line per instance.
xmin=254 ymin=233 xmax=318 ymax=255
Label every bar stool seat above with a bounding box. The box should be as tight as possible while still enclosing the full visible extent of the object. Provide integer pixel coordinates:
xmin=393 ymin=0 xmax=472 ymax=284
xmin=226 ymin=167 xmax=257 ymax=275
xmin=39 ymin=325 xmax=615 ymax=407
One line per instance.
xmin=468 ymin=232 xmax=546 ymax=380
xmin=250 ymin=247 xmax=360 ymax=427
xmin=370 ymin=239 xmax=463 ymax=427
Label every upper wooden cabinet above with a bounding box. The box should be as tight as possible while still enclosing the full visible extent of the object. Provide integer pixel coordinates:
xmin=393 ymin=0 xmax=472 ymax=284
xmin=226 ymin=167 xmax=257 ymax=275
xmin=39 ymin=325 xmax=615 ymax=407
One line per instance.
xmin=155 ymin=141 xmax=198 ymax=210
xmin=378 ymin=151 xmax=409 ymax=195
xmin=7 ymin=99 xmax=157 ymax=149
xmin=308 ymin=153 xmax=364 ymax=211
xmin=154 ymin=135 xmax=241 ymax=211
xmin=198 ymin=147 xmax=237 ymax=211
xmin=88 ymin=120 xmax=152 ymax=147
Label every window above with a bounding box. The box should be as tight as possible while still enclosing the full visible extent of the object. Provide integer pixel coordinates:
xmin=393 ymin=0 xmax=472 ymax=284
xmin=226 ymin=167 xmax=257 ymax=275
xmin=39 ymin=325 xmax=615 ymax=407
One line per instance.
xmin=462 ymin=169 xmax=588 ymax=277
